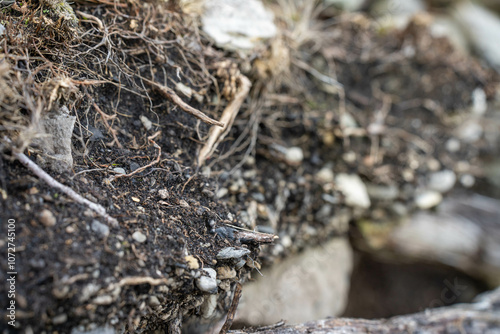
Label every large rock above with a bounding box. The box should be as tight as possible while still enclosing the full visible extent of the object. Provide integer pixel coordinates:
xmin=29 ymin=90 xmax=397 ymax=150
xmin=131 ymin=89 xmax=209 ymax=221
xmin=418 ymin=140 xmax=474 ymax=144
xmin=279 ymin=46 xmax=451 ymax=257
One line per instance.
xmin=235 ymin=238 xmax=353 ymax=325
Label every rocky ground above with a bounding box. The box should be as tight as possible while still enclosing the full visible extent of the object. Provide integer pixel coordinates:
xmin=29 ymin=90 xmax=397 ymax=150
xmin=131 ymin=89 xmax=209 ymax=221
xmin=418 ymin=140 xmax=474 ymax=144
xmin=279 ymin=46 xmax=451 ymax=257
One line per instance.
xmin=1 ymin=0 xmax=500 ymax=333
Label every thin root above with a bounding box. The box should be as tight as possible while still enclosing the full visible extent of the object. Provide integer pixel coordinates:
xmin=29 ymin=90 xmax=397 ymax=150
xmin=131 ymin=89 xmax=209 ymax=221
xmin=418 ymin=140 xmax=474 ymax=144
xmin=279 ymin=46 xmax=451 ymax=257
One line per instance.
xmin=144 ymin=78 xmax=225 ymax=127
xmin=10 ymin=143 xmax=118 ymax=227
xmin=198 ymin=75 xmax=252 ymax=165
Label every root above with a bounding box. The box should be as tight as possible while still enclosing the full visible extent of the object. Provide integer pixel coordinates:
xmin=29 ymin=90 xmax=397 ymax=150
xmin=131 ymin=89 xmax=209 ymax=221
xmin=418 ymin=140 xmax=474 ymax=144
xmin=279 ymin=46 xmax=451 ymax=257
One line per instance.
xmin=198 ymin=75 xmax=252 ymax=165
xmin=144 ymin=78 xmax=225 ymax=128
xmin=8 ymin=141 xmax=118 ymax=227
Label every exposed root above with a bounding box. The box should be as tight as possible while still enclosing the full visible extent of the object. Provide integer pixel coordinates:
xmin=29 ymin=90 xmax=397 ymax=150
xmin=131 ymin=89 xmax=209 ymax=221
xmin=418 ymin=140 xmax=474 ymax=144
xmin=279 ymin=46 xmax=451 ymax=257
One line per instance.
xmin=89 ymin=95 xmax=123 ymax=148
xmin=9 ymin=140 xmax=118 ymax=227
xmin=112 ymin=139 xmax=161 ymax=181
xmin=144 ymin=78 xmax=225 ymax=128
xmin=198 ymin=75 xmax=252 ymax=165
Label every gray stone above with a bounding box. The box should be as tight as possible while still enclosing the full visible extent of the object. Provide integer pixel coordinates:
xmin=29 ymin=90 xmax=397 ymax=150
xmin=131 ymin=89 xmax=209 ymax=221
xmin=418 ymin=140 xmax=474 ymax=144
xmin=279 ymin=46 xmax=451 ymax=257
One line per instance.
xmin=236 ymin=238 xmax=353 ymax=325
xmin=52 ymin=314 xmax=68 ymax=325
xmin=217 ymin=247 xmax=251 ymax=260
xmin=453 ymin=2 xmax=500 ymax=71
xmin=366 ymin=184 xmax=399 ymax=200
xmin=132 ymin=231 xmax=147 ymax=243
xmin=196 ymin=268 xmax=218 ymax=293
xmin=71 ymin=326 xmax=116 ymax=334
xmin=428 ymin=170 xmax=456 ymax=193
xmin=34 ymin=106 xmax=76 ymax=173
xmin=113 ymin=167 xmax=126 ymax=175
xmin=200 ymin=294 xmax=218 ymax=319
xmin=91 ymin=220 xmax=109 ymax=238
xmin=202 ymin=0 xmax=277 ymax=51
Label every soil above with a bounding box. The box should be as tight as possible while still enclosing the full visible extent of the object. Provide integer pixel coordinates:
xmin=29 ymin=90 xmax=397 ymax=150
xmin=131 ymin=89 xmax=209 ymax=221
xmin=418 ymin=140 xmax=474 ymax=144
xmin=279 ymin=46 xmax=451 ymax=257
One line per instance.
xmin=0 ymin=1 xmax=499 ymax=334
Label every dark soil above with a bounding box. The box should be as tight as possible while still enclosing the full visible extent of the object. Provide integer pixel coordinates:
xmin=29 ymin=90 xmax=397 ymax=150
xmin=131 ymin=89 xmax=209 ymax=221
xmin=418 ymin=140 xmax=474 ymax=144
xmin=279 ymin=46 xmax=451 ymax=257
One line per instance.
xmin=0 ymin=2 xmax=499 ymax=334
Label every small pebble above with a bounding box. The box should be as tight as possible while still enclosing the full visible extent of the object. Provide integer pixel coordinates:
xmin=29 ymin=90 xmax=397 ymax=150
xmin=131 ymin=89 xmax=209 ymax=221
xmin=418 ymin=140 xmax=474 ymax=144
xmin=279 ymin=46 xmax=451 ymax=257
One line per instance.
xmin=129 ymin=162 xmax=140 ymax=172
xmin=460 ymin=174 xmax=475 ymax=188
xmin=216 ymin=188 xmax=228 ymax=199
xmin=335 ymin=174 xmax=371 ymax=209
xmin=315 ymin=166 xmax=334 ymax=183
xmin=185 ymin=255 xmax=200 ymax=269
xmin=91 ymin=220 xmax=109 ymax=238
xmin=366 ymin=184 xmax=399 ymax=200
xmin=196 ymin=268 xmax=218 ymax=293
xmin=39 ymin=209 xmax=56 ymax=227
xmin=139 ymin=115 xmax=153 ymax=130
xmin=148 ymin=296 xmax=161 ymax=307
xmin=158 ymin=189 xmax=169 ymax=199
xmin=217 ymin=266 xmax=236 ymax=279
xmin=52 ymin=314 xmax=67 ymax=325
xmin=445 ymin=138 xmax=461 ymax=153
xmin=217 ymin=247 xmax=250 ymax=260
xmin=132 ymin=231 xmax=147 ymax=243
xmin=284 ymin=147 xmax=304 ymax=165
xmin=113 ymin=167 xmax=126 ymax=175
xmin=415 ymin=190 xmax=442 ymax=209
xmin=428 ymin=170 xmax=456 ymax=193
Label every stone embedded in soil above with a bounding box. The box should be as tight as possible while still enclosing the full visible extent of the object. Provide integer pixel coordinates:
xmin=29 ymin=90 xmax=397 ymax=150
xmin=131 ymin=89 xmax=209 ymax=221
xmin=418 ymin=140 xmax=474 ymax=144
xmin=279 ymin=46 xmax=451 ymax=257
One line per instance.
xmin=415 ymin=190 xmax=443 ymax=209
xmin=428 ymin=170 xmax=456 ymax=193
xmin=158 ymin=188 xmax=169 ymax=199
xmin=196 ymin=268 xmax=218 ymax=293
xmin=139 ymin=115 xmax=153 ymax=130
xmin=113 ymin=167 xmax=126 ymax=175
xmin=132 ymin=231 xmax=147 ymax=243
xmin=39 ymin=209 xmax=56 ymax=227
xmin=52 ymin=314 xmax=68 ymax=325
xmin=201 ymin=294 xmax=218 ymax=319
xmin=217 ymin=247 xmax=251 ymax=260
xmin=34 ymin=106 xmax=76 ymax=173
xmin=366 ymin=184 xmax=399 ymax=201
xmin=217 ymin=266 xmax=236 ymax=279
xmin=91 ymin=220 xmax=110 ymax=238
xmin=185 ymin=255 xmax=200 ymax=269
xmin=335 ymin=174 xmax=371 ymax=209
xmin=284 ymin=147 xmax=304 ymax=165
xmin=236 ymin=238 xmax=353 ymax=325
xmin=315 ymin=166 xmax=335 ymax=184
xmin=201 ymin=0 xmax=277 ymax=51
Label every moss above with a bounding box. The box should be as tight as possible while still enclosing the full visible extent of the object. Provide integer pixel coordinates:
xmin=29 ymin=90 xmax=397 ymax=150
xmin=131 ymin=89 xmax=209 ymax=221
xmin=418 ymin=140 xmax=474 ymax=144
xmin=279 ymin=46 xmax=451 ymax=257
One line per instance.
xmin=40 ymin=0 xmax=78 ymax=27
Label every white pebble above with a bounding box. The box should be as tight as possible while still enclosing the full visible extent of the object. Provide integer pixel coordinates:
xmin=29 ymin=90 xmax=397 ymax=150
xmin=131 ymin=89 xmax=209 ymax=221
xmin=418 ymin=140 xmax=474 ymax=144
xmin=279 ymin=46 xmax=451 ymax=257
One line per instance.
xmin=460 ymin=174 xmax=475 ymax=188
xmin=132 ymin=231 xmax=147 ymax=243
xmin=428 ymin=170 xmax=456 ymax=193
xmin=285 ymin=147 xmax=304 ymax=165
xmin=335 ymin=174 xmax=371 ymax=209
xmin=316 ymin=166 xmax=334 ymax=183
xmin=415 ymin=190 xmax=442 ymax=209
xmin=39 ymin=209 xmax=56 ymax=227
xmin=196 ymin=268 xmax=217 ymax=293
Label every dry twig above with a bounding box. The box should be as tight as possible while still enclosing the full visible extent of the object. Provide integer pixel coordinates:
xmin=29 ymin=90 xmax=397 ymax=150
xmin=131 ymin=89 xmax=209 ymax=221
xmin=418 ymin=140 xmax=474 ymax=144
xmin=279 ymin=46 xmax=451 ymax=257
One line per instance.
xmin=144 ymin=78 xmax=225 ymax=127
xmin=220 ymin=283 xmax=243 ymax=334
xmin=198 ymin=75 xmax=252 ymax=165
